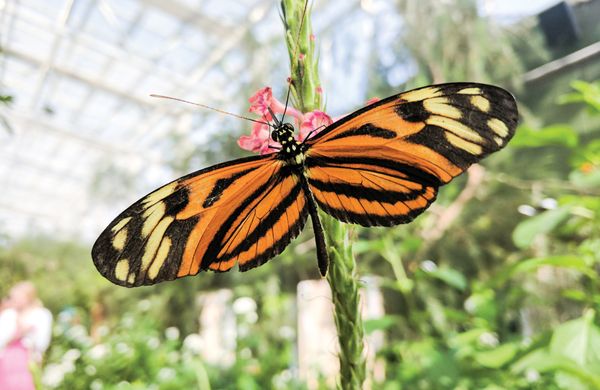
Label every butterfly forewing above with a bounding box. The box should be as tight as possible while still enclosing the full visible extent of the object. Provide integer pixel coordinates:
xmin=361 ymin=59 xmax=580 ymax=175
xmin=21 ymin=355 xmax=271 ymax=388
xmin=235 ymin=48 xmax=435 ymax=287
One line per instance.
xmin=305 ymin=82 xmax=518 ymax=227
xmin=92 ymin=154 xmax=308 ymax=287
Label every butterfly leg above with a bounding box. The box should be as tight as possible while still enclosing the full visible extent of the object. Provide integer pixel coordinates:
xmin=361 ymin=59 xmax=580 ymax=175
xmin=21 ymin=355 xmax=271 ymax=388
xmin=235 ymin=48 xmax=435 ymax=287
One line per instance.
xmin=300 ymin=175 xmax=329 ymax=276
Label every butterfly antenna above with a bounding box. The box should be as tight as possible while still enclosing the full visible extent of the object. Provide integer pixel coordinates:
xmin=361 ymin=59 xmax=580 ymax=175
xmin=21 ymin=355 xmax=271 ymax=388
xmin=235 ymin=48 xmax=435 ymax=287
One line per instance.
xmin=282 ymin=81 xmax=292 ymax=120
xmin=150 ymin=94 xmax=272 ymax=127
xmin=267 ymin=106 xmax=281 ymax=126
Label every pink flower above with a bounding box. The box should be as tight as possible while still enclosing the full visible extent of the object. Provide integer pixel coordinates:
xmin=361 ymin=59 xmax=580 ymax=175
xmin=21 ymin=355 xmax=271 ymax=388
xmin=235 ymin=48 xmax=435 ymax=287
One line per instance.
xmin=248 ymin=87 xmax=274 ymax=118
xmin=365 ymin=97 xmax=380 ymax=105
xmin=239 ymin=86 xmax=350 ymax=154
xmin=237 ymin=121 xmax=279 ymax=155
xmin=299 ymin=110 xmax=333 ymax=141
xmin=316 ymin=85 xmax=323 ymax=95
xmin=248 ymin=86 xmax=303 ymax=122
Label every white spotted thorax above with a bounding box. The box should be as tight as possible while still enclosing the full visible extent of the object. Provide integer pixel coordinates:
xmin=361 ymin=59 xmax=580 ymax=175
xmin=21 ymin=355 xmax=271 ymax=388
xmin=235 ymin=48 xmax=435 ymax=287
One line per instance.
xmin=272 ymin=122 xmax=306 ymax=165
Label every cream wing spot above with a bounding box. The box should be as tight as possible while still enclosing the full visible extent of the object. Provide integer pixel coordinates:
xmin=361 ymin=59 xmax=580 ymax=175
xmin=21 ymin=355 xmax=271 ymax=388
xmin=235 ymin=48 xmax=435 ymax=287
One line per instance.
xmin=427 ymin=115 xmax=484 ymax=143
xmin=141 ymin=216 xmax=174 ymax=273
xmin=488 ymin=118 xmax=509 ymax=137
xmin=423 ymin=97 xmax=462 ymax=119
xmin=111 ymin=217 xmax=132 ymax=233
xmin=115 ymin=259 xmax=130 ymax=282
xmin=112 ymin=228 xmax=128 ymax=251
xmin=142 ymin=182 xmax=177 ymax=207
xmin=494 ymin=136 xmax=503 ymax=146
xmin=142 ymin=202 xmax=166 ymax=237
xmin=401 ymin=87 xmax=442 ymax=102
xmin=458 ymin=87 xmax=481 ymax=95
xmin=148 ymin=237 xmax=172 ymax=280
xmin=470 ymin=95 xmax=490 ymax=112
xmin=446 ymin=133 xmax=483 ymax=155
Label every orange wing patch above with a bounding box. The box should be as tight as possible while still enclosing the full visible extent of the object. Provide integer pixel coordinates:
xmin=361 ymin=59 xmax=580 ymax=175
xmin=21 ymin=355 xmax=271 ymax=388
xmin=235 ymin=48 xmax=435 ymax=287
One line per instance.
xmin=305 ymin=152 xmax=439 ymax=226
xmin=92 ymin=155 xmax=308 ymax=287
xmin=305 ymin=83 xmax=518 ymax=226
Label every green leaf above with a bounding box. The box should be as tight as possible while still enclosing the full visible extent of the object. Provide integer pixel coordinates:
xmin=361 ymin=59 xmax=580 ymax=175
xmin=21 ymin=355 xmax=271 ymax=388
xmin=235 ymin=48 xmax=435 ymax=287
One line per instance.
xmin=352 ymin=239 xmax=384 ymax=255
xmin=474 ymin=343 xmax=518 ymax=368
xmin=364 ymin=315 xmax=399 ymax=334
xmin=511 ymin=255 xmax=595 ymax=278
xmin=558 ymin=80 xmax=600 ymax=112
xmin=0 ymin=95 xmax=13 ymax=104
xmin=569 ymin=169 xmax=600 ymax=189
xmin=512 ymin=350 xmax=600 ymax=388
xmin=561 ymin=289 xmax=588 ymax=302
xmin=510 ymin=124 xmax=578 ymax=149
xmin=550 ymin=310 xmax=600 ymax=371
xmin=449 ymin=328 xmax=488 ymax=348
xmin=512 ymin=206 xmax=571 ymax=249
xmin=560 ymin=81 xmax=599 ymax=100
xmin=513 ymin=310 xmax=600 ymax=389
xmin=463 ymin=290 xmax=497 ymax=324
xmin=571 ymin=139 xmax=600 ymax=167
xmin=424 ymin=266 xmax=467 ymax=291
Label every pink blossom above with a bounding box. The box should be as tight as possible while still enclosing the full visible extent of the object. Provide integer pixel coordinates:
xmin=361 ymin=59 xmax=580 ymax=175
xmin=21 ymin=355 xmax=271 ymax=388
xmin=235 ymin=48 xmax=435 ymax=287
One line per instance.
xmin=247 ymin=86 xmax=303 ymax=121
xmin=299 ymin=110 xmax=333 ymax=141
xmin=237 ymin=121 xmax=279 ymax=155
xmin=248 ymin=86 xmax=274 ymax=118
xmin=240 ymin=87 xmax=363 ymax=154
xmin=365 ymin=97 xmax=380 ymax=105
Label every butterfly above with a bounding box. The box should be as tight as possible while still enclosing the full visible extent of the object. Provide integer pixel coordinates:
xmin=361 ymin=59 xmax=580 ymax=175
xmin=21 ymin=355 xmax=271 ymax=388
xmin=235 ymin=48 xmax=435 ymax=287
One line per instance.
xmin=92 ymin=83 xmax=518 ymax=287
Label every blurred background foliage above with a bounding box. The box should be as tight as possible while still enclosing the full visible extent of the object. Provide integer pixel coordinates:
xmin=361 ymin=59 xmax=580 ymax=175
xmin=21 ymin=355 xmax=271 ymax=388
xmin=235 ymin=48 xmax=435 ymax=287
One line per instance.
xmin=1 ymin=0 xmax=600 ymax=388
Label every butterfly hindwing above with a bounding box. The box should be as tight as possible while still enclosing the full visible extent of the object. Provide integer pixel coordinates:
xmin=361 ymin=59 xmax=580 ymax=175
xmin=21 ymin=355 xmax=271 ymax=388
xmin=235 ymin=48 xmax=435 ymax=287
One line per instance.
xmin=305 ymin=82 xmax=518 ymax=227
xmin=304 ymin=154 xmax=440 ymax=226
xmin=92 ymin=154 xmax=308 ymax=287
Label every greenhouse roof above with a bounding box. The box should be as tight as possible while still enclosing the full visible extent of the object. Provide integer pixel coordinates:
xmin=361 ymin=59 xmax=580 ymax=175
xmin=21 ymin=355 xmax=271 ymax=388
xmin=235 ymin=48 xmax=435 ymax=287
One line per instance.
xmin=0 ymin=0 xmax=554 ymax=241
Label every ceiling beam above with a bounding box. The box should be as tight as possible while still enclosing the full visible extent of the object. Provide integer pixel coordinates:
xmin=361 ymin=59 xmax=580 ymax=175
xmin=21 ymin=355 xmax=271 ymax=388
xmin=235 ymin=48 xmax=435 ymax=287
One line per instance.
xmin=140 ymin=0 xmax=233 ymax=36
xmin=129 ymin=0 xmax=273 ymax=145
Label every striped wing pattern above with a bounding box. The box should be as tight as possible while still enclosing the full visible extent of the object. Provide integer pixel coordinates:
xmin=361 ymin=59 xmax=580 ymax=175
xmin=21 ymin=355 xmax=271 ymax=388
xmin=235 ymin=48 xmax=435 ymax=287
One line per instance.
xmin=92 ymin=155 xmax=307 ymax=287
xmin=92 ymin=82 xmax=518 ymax=286
xmin=305 ymin=83 xmax=518 ymax=227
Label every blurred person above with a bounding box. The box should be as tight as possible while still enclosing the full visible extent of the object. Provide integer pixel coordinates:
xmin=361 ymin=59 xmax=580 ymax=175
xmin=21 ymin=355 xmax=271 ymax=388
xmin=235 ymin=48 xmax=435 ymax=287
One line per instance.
xmin=0 ymin=281 xmax=52 ymax=390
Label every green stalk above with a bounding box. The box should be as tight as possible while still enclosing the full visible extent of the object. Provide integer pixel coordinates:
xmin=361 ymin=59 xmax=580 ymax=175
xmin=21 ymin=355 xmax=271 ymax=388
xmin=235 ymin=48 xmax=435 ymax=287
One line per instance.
xmin=322 ymin=215 xmax=367 ymax=389
xmin=281 ymin=0 xmax=366 ymax=388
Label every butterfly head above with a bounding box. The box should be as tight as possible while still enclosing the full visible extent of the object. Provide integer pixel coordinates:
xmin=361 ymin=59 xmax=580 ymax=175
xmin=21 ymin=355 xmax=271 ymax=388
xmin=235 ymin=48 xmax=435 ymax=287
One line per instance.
xmin=271 ymin=122 xmax=295 ymax=145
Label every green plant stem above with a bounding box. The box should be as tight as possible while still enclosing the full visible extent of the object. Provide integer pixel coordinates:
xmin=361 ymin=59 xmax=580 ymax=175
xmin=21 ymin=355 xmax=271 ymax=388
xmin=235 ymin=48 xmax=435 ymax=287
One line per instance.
xmin=323 ymin=214 xmax=367 ymax=389
xmin=281 ymin=0 xmax=366 ymax=388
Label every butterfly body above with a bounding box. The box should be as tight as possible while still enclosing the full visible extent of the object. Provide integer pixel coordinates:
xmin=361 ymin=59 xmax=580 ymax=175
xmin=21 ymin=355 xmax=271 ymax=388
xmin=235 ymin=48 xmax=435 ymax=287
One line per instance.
xmin=92 ymin=83 xmax=518 ymax=287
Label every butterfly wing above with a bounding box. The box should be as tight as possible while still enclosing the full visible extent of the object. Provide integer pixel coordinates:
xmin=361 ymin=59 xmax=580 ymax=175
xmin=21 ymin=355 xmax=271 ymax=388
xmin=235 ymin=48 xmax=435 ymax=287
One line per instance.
xmin=304 ymin=82 xmax=518 ymax=227
xmin=92 ymin=154 xmax=308 ymax=287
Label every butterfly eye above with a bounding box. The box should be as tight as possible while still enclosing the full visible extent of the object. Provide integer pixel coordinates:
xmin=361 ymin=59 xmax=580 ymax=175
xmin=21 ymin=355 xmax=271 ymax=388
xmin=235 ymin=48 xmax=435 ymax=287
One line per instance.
xmin=271 ymin=131 xmax=279 ymax=141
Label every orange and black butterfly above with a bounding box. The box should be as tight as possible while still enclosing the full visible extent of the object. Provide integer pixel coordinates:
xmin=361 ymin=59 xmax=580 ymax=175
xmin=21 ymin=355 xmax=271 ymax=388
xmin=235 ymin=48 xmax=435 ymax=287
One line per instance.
xmin=92 ymin=83 xmax=518 ymax=287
